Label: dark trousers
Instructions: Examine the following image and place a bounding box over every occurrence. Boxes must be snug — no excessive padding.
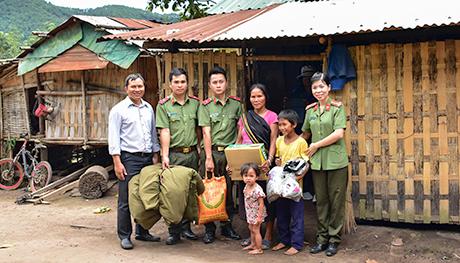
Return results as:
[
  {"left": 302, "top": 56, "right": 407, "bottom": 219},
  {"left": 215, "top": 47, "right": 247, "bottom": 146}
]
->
[
  {"left": 312, "top": 167, "right": 348, "bottom": 244},
  {"left": 169, "top": 150, "right": 199, "bottom": 172},
  {"left": 199, "top": 150, "right": 235, "bottom": 233},
  {"left": 276, "top": 197, "right": 304, "bottom": 250},
  {"left": 118, "top": 152, "right": 153, "bottom": 240}
]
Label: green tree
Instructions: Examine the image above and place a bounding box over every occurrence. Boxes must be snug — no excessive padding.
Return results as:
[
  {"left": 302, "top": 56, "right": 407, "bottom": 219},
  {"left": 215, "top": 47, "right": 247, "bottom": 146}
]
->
[
  {"left": 0, "top": 30, "right": 21, "bottom": 59},
  {"left": 147, "top": 0, "right": 215, "bottom": 20}
]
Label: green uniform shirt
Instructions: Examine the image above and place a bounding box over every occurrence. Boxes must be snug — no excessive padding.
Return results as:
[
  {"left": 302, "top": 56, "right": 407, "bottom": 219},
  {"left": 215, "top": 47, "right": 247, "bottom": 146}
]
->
[
  {"left": 302, "top": 97, "right": 348, "bottom": 170},
  {"left": 156, "top": 95, "right": 200, "bottom": 148},
  {"left": 198, "top": 96, "right": 242, "bottom": 146}
]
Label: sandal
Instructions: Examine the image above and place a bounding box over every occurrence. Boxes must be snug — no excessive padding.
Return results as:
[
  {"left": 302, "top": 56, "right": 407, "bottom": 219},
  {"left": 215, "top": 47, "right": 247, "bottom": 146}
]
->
[
  {"left": 262, "top": 239, "right": 271, "bottom": 250},
  {"left": 272, "top": 243, "right": 287, "bottom": 251},
  {"left": 240, "top": 238, "right": 251, "bottom": 247},
  {"left": 248, "top": 249, "right": 263, "bottom": 255},
  {"left": 284, "top": 247, "right": 299, "bottom": 256}
]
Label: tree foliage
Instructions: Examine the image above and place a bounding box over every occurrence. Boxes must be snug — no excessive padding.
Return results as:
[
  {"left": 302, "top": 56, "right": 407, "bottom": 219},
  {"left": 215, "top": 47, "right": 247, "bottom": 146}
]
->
[
  {"left": 147, "top": 0, "right": 215, "bottom": 20},
  {"left": 0, "top": 0, "right": 180, "bottom": 59},
  {"left": 0, "top": 31, "right": 21, "bottom": 59}
]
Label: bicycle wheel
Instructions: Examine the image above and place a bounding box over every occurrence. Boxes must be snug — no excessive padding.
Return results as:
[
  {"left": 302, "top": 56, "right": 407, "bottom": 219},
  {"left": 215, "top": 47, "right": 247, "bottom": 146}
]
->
[
  {"left": 30, "top": 161, "right": 52, "bottom": 192},
  {"left": 0, "top": 158, "right": 24, "bottom": 190}
]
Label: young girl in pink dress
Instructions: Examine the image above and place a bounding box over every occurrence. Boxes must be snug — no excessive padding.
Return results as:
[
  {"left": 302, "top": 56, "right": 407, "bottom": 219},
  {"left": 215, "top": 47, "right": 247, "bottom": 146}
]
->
[{"left": 241, "top": 163, "right": 267, "bottom": 255}]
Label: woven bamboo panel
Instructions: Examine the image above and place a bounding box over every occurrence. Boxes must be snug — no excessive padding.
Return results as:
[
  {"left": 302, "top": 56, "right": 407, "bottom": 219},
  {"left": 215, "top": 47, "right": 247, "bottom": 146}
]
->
[
  {"left": 336, "top": 40, "right": 460, "bottom": 224},
  {"left": 1, "top": 89, "right": 29, "bottom": 137},
  {"left": 158, "top": 51, "right": 244, "bottom": 100}
]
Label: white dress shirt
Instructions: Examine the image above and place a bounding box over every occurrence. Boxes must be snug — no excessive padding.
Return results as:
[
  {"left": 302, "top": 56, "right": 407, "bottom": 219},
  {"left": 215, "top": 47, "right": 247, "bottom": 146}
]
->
[{"left": 108, "top": 97, "right": 160, "bottom": 155}]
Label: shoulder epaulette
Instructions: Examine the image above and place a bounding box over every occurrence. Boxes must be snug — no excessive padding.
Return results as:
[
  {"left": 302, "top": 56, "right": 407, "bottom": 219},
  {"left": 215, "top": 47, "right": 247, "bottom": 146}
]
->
[
  {"left": 305, "top": 102, "right": 318, "bottom": 110},
  {"left": 229, "top": 95, "right": 241, "bottom": 102},
  {"left": 159, "top": 96, "right": 171, "bottom": 105},
  {"left": 202, "top": 98, "right": 212, "bottom": 105},
  {"left": 331, "top": 100, "right": 343, "bottom": 107},
  {"left": 189, "top": 95, "right": 200, "bottom": 101}
]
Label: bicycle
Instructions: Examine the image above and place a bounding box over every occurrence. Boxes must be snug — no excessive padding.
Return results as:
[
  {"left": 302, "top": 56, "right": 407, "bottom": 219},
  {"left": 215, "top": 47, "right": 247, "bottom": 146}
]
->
[{"left": 0, "top": 134, "right": 52, "bottom": 191}]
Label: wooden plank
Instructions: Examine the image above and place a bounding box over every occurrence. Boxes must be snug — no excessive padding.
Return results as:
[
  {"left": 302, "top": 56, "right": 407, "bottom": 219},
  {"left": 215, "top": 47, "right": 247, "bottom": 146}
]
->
[
  {"left": 402, "top": 43, "right": 415, "bottom": 222},
  {"left": 35, "top": 180, "right": 80, "bottom": 203},
  {"left": 387, "top": 44, "right": 396, "bottom": 113},
  {"left": 198, "top": 53, "right": 204, "bottom": 99},
  {"left": 155, "top": 56, "right": 163, "bottom": 98},
  {"left": 436, "top": 41, "right": 447, "bottom": 111},
  {"left": 403, "top": 44, "right": 414, "bottom": 112},
  {"left": 164, "top": 53, "right": 172, "bottom": 97},
  {"left": 20, "top": 75, "right": 31, "bottom": 135},
  {"left": 186, "top": 53, "right": 194, "bottom": 97},
  {"left": 230, "top": 52, "right": 237, "bottom": 97},
  {"left": 357, "top": 46, "right": 365, "bottom": 116}
]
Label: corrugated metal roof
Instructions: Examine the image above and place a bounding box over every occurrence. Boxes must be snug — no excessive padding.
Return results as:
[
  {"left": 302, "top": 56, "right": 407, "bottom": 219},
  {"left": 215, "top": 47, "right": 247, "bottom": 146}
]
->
[
  {"left": 102, "top": 5, "right": 277, "bottom": 43},
  {"left": 215, "top": 0, "right": 460, "bottom": 41},
  {"left": 73, "top": 15, "right": 126, "bottom": 28},
  {"left": 110, "top": 17, "right": 160, "bottom": 29},
  {"left": 207, "top": 0, "right": 288, "bottom": 14},
  {"left": 18, "top": 15, "right": 161, "bottom": 59}
]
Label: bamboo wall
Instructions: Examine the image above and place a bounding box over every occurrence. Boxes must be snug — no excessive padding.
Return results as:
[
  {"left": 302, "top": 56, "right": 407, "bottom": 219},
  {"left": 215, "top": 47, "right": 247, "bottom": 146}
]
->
[
  {"left": 40, "top": 56, "right": 158, "bottom": 144},
  {"left": 333, "top": 40, "right": 460, "bottom": 224},
  {"left": 157, "top": 51, "right": 244, "bottom": 100},
  {"left": 0, "top": 67, "right": 36, "bottom": 138}
]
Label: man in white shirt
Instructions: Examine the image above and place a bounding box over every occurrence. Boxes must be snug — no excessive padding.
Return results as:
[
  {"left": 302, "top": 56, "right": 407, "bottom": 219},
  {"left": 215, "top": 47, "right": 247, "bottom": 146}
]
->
[{"left": 108, "top": 73, "right": 161, "bottom": 250}]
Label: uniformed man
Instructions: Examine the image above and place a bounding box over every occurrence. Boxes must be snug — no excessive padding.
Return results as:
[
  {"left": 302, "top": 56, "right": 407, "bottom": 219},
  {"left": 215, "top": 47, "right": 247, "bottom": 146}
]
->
[
  {"left": 198, "top": 66, "right": 242, "bottom": 244},
  {"left": 156, "top": 67, "right": 201, "bottom": 245},
  {"left": 301, "top": 72, "right": 348, "bottom": 257},
  {"left": 108, "top": 73, "right": 161, "bottom": 250}
]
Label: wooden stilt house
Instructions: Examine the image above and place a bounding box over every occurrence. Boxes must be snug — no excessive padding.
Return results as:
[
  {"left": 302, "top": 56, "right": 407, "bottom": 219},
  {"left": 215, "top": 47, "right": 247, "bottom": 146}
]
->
[{"left": 0, "top": 15, "right": 161, "bottom": 167}]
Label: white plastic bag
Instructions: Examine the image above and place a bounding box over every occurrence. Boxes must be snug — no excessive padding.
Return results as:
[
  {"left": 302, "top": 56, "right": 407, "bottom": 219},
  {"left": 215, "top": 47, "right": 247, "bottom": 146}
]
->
[
  {"left": 280, "top": 173, "right": 302, "bottom": 202},
  {"left": 267, "top": 166, "right": 284, "bottom": 203}
]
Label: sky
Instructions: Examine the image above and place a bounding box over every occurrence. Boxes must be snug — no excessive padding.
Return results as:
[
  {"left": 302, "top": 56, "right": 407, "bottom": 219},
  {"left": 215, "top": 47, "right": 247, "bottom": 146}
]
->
[{"left": 46, "top": 0, "right": 151, "bottom": 10}]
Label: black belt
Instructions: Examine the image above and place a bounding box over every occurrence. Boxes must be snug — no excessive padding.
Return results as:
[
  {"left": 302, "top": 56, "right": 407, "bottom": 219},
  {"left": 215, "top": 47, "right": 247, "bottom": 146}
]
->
[
  {"left": 170, "top": 146, "right": 197, "bottom": 154},
  {"left": 211, "top": 145, "right": 227, "bottom": 152},
  {"left": 122, "top": 151, "right": 152, "bottom": 157}
]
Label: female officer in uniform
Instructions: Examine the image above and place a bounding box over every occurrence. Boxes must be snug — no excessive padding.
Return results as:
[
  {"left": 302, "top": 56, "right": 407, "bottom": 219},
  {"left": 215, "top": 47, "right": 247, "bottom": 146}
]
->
[{"left": 301, "top": 72, "right": 348, "bottom": 257}]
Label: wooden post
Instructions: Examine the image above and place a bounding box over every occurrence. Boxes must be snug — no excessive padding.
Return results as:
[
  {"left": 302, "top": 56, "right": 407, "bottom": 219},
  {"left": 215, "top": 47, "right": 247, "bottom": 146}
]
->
[
  {"left": 36, "top": 70, "right": 45, "bottom": 135},
  {"left": 155, "top": 56, "right": 163, "bottom": 99},
  {"left": 21, "top": 75, "right": 31, "bottom": 135},
  {"left": 81, "top": 71, "right": 88, "bottom": 146}
]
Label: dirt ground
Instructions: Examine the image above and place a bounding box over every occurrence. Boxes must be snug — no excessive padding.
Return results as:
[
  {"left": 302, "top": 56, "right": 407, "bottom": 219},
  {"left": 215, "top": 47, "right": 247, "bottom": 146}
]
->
[{"left": 1, "top": 186, "right": 460, "bottom": 263}]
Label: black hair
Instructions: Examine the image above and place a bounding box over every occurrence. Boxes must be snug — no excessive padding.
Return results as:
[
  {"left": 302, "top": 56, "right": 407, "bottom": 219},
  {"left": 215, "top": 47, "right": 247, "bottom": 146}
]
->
[
  {"left": 249, "top": 83, "right": 269, "bottom": 101},
  {"left": 240, "top": 162, "right": 261, "bottom": 178},
  {"left": 124, "top": 73, "right": 145, "bottom": 87},
  {"left": 278, "top": 109, "right": 299, "bottom": 125},
  {"left": 169, "top": 67, "right": 188, "bottom": 82},
  {"left": 310, "top": 72, "right": 330, "bottom": 86},
  {"left": 208, "top": 66, "right": 227, "bottom": 80}
]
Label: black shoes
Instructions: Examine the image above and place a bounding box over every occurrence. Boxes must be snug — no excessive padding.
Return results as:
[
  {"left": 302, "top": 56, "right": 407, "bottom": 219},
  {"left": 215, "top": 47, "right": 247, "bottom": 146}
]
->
[
  {"left": 120, "top": 238, "right": 133, "bottom": 250},
  {"left": 203, "top": 232, "right": 216, "bottom": 244},
  {"left": 135, "top": 233, "right": 161, "bottom": 242},
  {"left": 221, "top": 226, "right": 241, "bottom": 240},
  {"left": 325, "top": 243, "right": 338, "bottom": 257},
  {"left": 166, "top": 233, "right": 181, "bottom": 245},
  {"left": 309, "top": 243, "right": 328, "bottom": 254},
  {"left": 181, "top": 223, "right": 198, "bottom": 240}
]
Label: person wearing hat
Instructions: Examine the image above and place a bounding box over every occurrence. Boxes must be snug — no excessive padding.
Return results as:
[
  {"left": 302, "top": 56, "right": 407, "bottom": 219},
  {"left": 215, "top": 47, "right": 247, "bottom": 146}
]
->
[
  {"left": 285, "top": 65, "right": 317, "bottom": 201},
  {"left": 284, "top": 65, "right": 317, "bottom": 134}
]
